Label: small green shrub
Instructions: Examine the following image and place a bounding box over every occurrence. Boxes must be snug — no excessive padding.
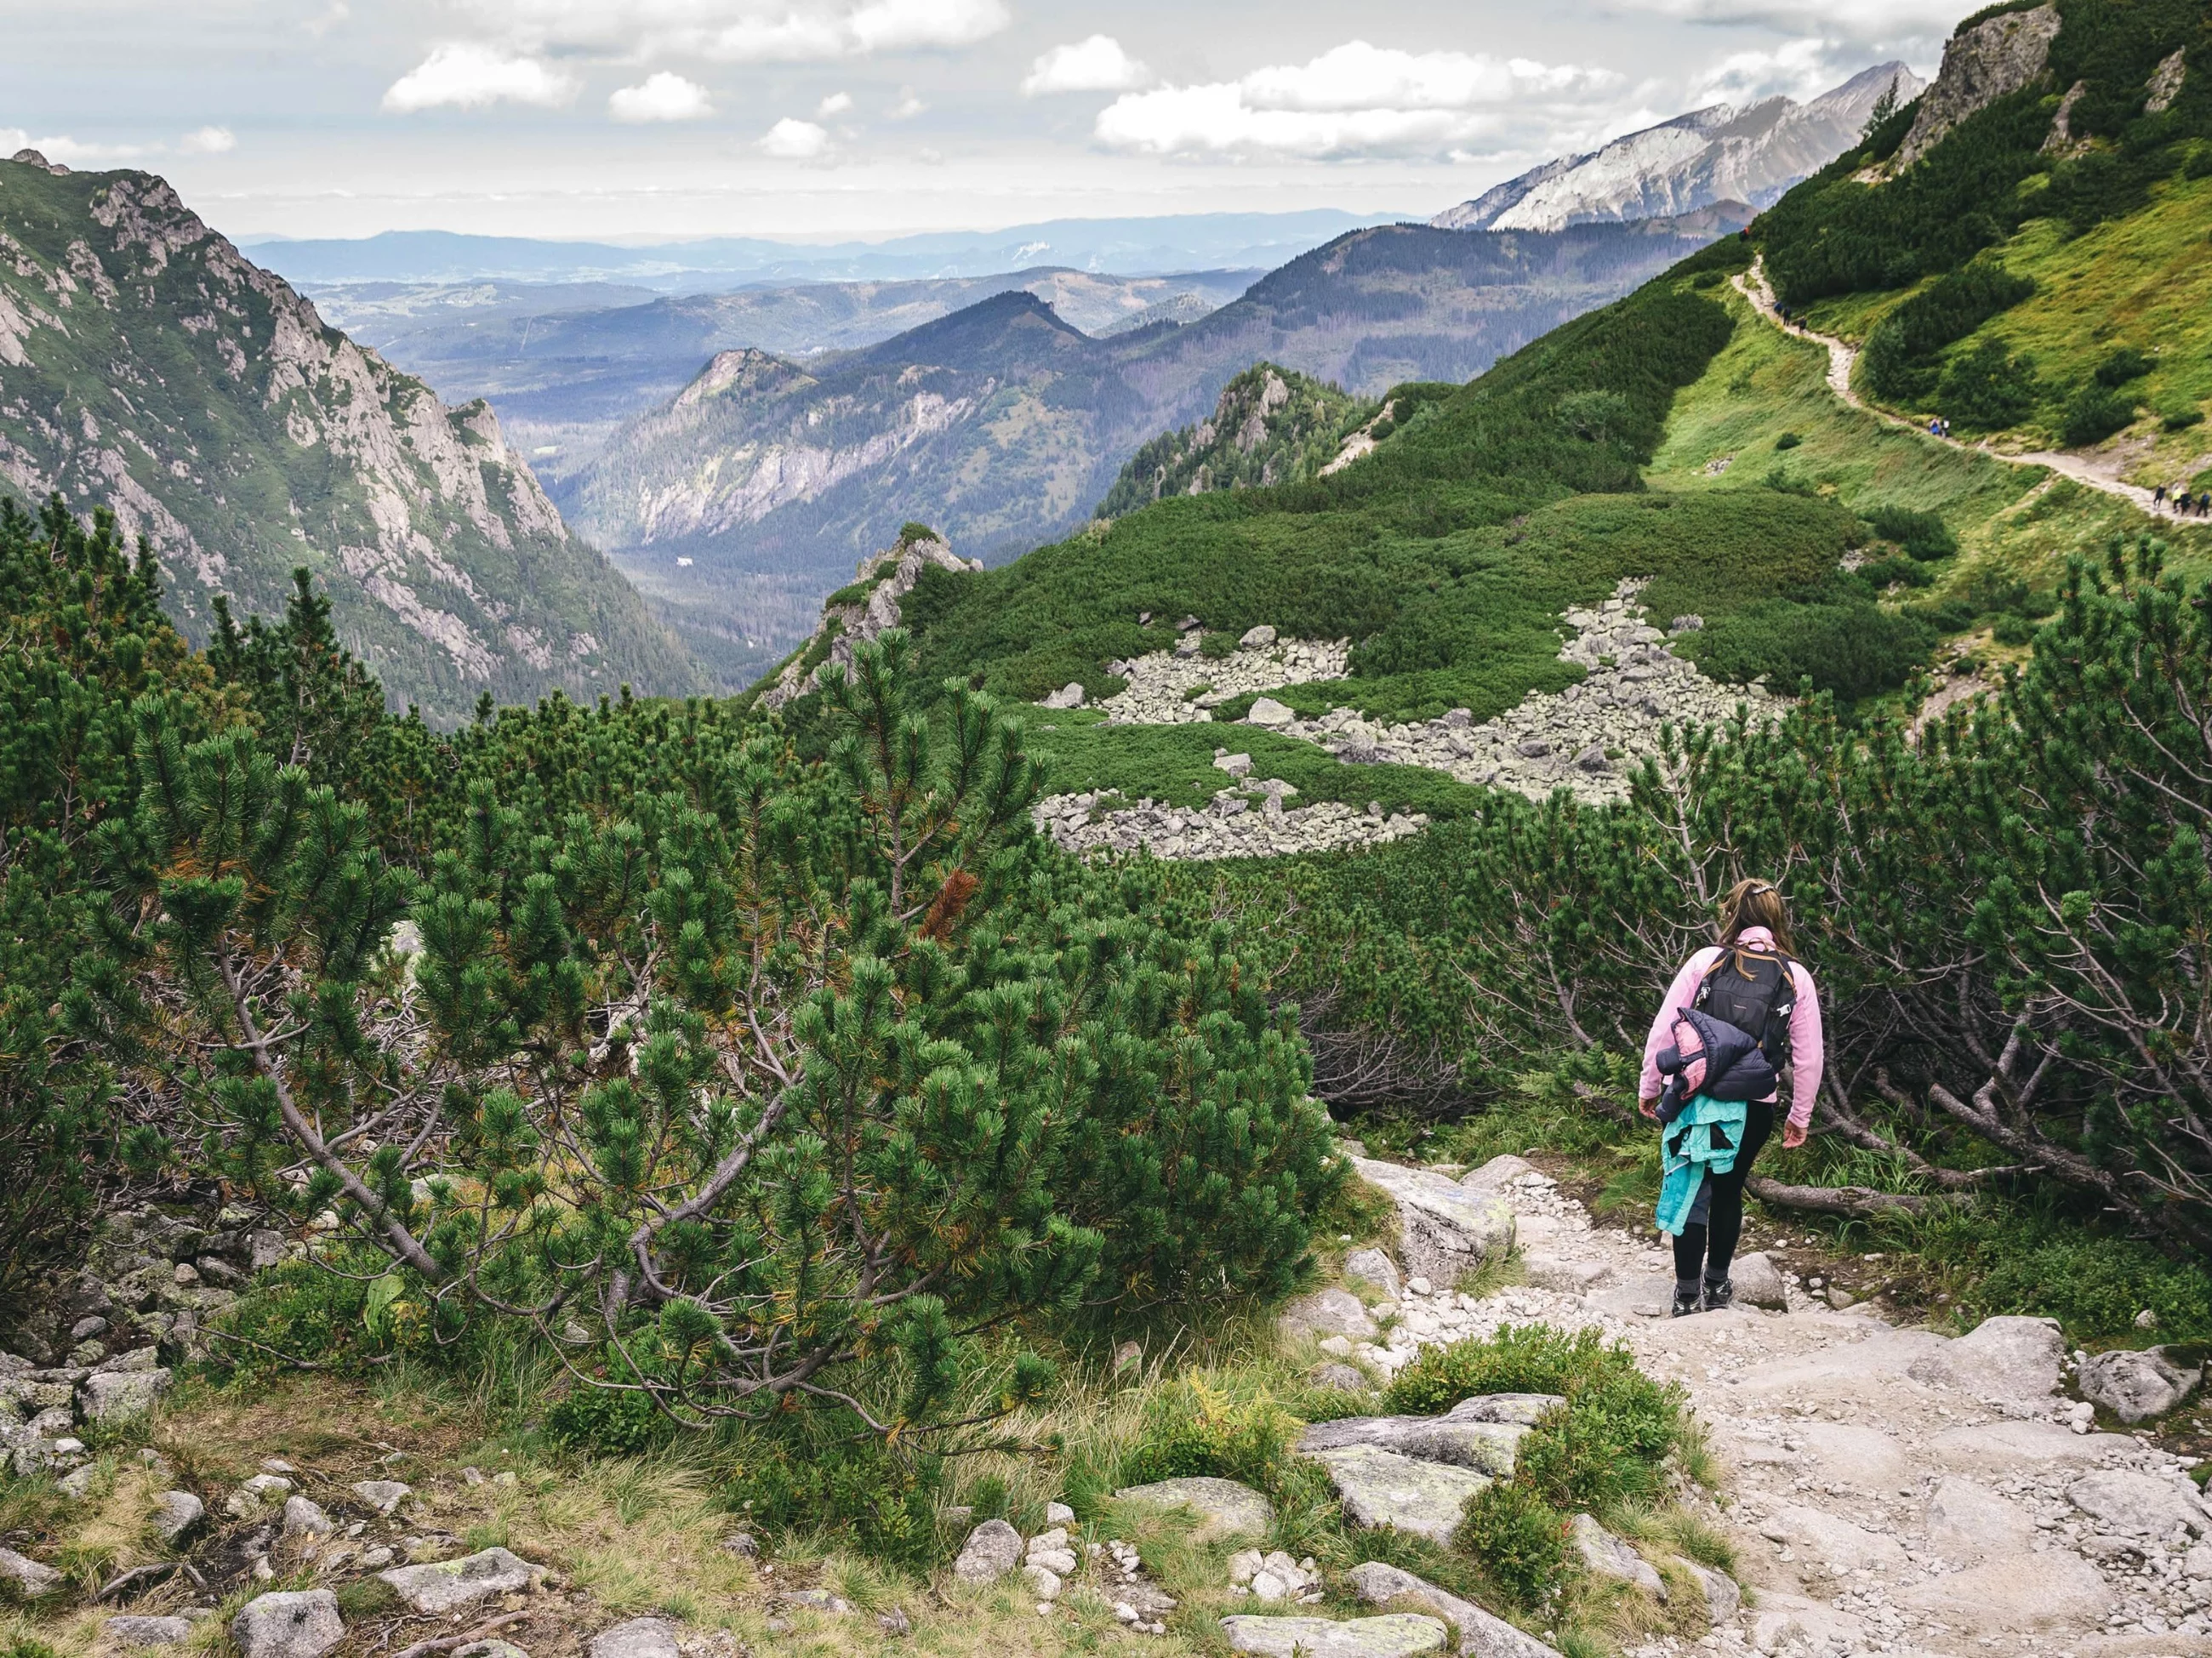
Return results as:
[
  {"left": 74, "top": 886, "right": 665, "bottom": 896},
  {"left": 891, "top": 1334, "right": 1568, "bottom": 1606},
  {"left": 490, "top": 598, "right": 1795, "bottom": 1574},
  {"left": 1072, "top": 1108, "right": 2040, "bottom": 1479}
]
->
[
  {"left": 2163, "top": 407, "right": 2206, "bottom": 433},
  {"left": 1992, "top": 612, "right": 2037, "bottom": 646},
  {"left": 1122, "top": 1376, "right": 1304, "bottom": 1495},
  {"left": 729, "top": 1431, "right": 943, "bottom": 1566},
  {"left": 545, "top": 1352, "right": 675, "bottom": 1456},
  {"left": 1774, "top": 431, "right": 1804, "bottom": 450},
  {"left": 2061, "top": 385, "right": 2136, "bottom": 448},
  {"left": 1938, "top": 339, "right": 2040, "bottom": 430},
  {"left": 1864, "top": 504, "right": 1958, "bottom": 561},
  {"left": 1456, "top": 1479, "right": 1569, "bottom": 1609},
  {"left": 2095, "top": 347, "right": 2152, "bottom": 388},
  {"left": 334, "top": 1579, "right": 401, "bottom": 1619},
  {"left": 1689, "top": 598, "right": 1937, "bottom": 702}
]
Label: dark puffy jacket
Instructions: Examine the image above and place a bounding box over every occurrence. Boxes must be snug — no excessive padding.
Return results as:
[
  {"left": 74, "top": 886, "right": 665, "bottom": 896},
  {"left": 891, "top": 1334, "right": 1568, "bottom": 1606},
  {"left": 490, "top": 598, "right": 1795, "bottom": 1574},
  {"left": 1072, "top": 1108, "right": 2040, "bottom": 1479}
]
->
[{"left": 1652, "top": 1006, "right": 1779, "bottom": 1121}]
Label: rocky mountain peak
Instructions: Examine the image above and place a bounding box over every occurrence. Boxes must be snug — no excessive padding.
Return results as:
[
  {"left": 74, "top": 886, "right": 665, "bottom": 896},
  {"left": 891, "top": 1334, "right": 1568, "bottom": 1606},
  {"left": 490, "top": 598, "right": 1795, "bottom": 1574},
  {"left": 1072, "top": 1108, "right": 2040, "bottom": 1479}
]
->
[{"left": 1895, "top": 3, "right": 2061, "bottom": 168}]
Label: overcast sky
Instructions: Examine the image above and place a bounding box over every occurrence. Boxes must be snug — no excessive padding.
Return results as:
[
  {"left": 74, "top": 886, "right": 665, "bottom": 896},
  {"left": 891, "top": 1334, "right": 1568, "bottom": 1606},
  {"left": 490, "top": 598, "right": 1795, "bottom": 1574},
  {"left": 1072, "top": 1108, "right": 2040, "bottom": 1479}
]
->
[{"left": 3, "top": 0, "right": 1977, "bottom": 243}]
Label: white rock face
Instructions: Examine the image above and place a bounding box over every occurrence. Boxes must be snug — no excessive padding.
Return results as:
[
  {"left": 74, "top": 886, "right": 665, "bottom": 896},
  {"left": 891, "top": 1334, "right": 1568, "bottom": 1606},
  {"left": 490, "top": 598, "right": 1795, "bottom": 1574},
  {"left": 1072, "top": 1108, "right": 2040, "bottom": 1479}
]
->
[
  {"left": 1348, "top": 1156, "right": 1515, "bottom": 1286},
  {"left": 1112, "top": 1477, "right": 1274, "bottom": 1541},
  {"left": 1098, "top": 635, "right": 1350, "bottom": 725},
  {"left": 377, "top": 1547, "right": 545, "bottom": 1614}
]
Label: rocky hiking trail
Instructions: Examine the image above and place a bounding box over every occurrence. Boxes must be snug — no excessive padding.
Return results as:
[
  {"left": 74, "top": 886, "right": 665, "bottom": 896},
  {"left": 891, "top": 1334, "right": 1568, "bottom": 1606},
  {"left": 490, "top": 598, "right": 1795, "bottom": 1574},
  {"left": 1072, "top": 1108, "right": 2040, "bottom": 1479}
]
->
[
  {"left": 1733, "top": 259, "right": 2206, "bottom": 525},
  {"left": 1246, "top": 1151, "right": 2212, "bottom": 1658}
]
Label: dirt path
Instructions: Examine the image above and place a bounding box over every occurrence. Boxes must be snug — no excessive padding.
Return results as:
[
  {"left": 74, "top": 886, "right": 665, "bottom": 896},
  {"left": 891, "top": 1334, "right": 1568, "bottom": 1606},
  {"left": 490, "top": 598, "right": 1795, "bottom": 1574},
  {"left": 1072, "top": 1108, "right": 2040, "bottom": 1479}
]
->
[
  {"left": 1341, "top": 1156, "right": 2212, "bottom": 1655},
  {"left": 1733, "top": 259, "right": 2201, "bottom": 526}
]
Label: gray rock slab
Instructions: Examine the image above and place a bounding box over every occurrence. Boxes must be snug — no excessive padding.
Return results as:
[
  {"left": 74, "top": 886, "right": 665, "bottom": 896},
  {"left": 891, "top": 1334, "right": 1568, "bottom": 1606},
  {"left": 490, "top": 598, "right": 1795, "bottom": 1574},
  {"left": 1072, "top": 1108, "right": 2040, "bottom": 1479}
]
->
[
  {"left": 350, "top": 1479, "right": 411, "bottom": 1516},
  {"left": 1348, "top": 1157, "right": 1514, "bottom": 1287},
  {"left": 1457, "top": 1154, "right": 1536, "bottom": 1190},
  {"left": 1442, "top": 1393, "right": 1562, "bottom": 1427},
  {"left": 378, "top": 1546, "right": 545, "bottom": 1614},
  {"left": 1220, "top": 1613, "right": 1450, "bottom": 1657},
  {"left": 1345, "top": 1562, "right": 1564, "bottom": 1658},
  {"left": 282, "top": 1496, "right": 334, "bottom": 1538},
  {"left": 952, "top": 1518, "right": 1023, "bottom": 1582},
  {"left": 151, "top": 1489, "right": 203, "bottom": 1543},
  {"left": 1571, "top": 1513, "right": 1662, "bottom": 1597},
  {"left": 231, "top": 1591, "right": 344, "bottom": 1658},
  {"left": 1309, "top": 1363, "right": 1371, "bottom": 1393},
  {"left": 105, "top": 1615, "right": 197, "bottom": 1647},
  {"left": 225, "top": 1473, "right": 293, "bottom": 1518},
  {"left": 79, "top": 1367, "right": 171, "bottom": 1422},
  {"left": 586, "top": 1619, "right": 680, "bottom": 1658},
  {"left": 2066, "top": 1469, "right": 2209, "bottom": 1538},
  {"left": 1518, "top": 1253, "right": 1610, "bottom": 1295},
  {"left": 1906, "top": 1314, "right": 2063, "bottom": 1401},
  {"left": 1898, "top": 1548, "right": 2112, "bottom": 1629},
  {"left": 1112, "top": 1476, "right": 1274, "bottom": 1541},
  {"left": 1343, "top": 1249, "right": 1402, "bottom": 1300},
  {"left": 0, "top": 1545, "right": 64, "bottom": 1598},
  {"left": 1280, "top": 1287, "right": 1380, "bottom": 1342},
  {"left": 1757, "top": 1503, "right": 1907, "bottom": 1571},
  {"left": 1727, "top": 1251, "right": 1787, "bottom": 1311},
  {"left": 1304, "top": 1444, "right": 1491, "bottom": 1543},
  {"left": 2078, "top": 1346, "right": 2199, "bottom": 1423},
  {"left": 1297, "top": 1414, "right": 1527, "bottom": 1475},
  {"left": 1925, "top": 1418, "right": 2135, "bottom": 1473},
  {"left": 1924, "top": 1476, "right": 2036, "bottom": 1561}
]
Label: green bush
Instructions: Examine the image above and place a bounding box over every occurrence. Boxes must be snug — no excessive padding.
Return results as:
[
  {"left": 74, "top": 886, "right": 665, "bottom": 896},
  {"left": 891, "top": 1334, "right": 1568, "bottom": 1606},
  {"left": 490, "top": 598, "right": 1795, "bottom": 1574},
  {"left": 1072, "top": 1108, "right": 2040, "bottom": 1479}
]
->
[
  {"left": 1456, "top": 1479, "right": 1570, "bottom": 1610},
  {"left": 1865, "top": 504, "right": 1958, "bottom": 561},
  {"left": 729, "top": 1429, "right": 943, "bottom": 1565},
  {"left": 1775, "top": 431, "right": 1803, "bottom": 450},
  {"left": 2061, "top": 385, "right": 2137, "bottom": 448},
  {"left": 1861, "top": 263, "right": 2037, "bottom": 406},
  {"left": 2095, "top": 347, "right": 2152, "bottom": 388},
  {"left": 1992, "top": 612, "right": 2037, "bottom": 646},
  {"left": 545, "top": 1352, "right": 674, "bottom": 1456},
  {"left": 1938, "top": 339, "right": 2040, "bottom": 430},
  {"left": 1121, "top": 1376, "right": 1303, "bottom": 1496},
  {"left": 2162, "top": 407, "right": 2206, "bottom": 433},
  {"left": 1688, "top": 597, "right": 1938, "bottom": 702}
]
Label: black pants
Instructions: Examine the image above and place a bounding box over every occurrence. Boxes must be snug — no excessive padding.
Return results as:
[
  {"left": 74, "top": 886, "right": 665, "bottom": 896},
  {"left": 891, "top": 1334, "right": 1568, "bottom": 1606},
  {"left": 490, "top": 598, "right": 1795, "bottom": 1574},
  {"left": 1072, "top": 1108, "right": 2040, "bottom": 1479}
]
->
[{"left": 1673, "top": 1100, "right": 1775, "bottom": 1285}]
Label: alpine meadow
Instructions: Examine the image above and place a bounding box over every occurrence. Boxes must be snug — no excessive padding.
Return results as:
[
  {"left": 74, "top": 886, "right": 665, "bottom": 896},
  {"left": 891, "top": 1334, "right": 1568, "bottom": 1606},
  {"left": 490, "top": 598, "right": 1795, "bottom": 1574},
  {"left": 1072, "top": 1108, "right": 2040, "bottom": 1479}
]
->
[{"left": 4, "top": 4, "right": 2212, "bottom": 1658}]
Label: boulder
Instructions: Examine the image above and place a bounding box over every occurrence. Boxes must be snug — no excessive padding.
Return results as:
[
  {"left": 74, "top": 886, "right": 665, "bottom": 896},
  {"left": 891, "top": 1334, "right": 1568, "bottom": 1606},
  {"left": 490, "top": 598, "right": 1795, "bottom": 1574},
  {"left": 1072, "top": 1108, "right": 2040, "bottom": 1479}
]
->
[
  {"left": 952, "top": 1518, "right": 1023, "bottom": 1582},
  {"left": 1308, "top": 1363, "right": 1370, "bottom": 1393},
  {"left": 1348, "top": 1157, "right": 1514, "bottom": 1287},
  {"left": 350, "top": 1479, "right": 411, "bottom": 1516},
  {"left": 1899, "top": 1548, "right": 2112, "bottom": 1629},
  {"left": 2077, "top": 1346, "right": 2199, "bottom": 1423},
  {"left": 1303, "top": 1444, "right": 1492, "bottom": 1543},
  {"left": 1458, "top": 1155, "right": 1535, "bottom": 1190},
  {"left": 1219, "top": 1614, "right": 1449, "bottom": 1657},
  {"left": 1246, "top": 698, "right": 1295, "bottom": 728},
  {"left": 1756, "top": 1504, "right": 1907, "bottom": 1571},
  {"left": 80, "top": 1367, "right": 170, "bottom": 1422},
  {"left": 1112, "top": 1476, "right": 1274, "bottom": 1541},
  {"left": 1040, "top": 682, "right": 1085, "bottom": 710},
  {"left": 151, "top": 1489, "right": 203, "bottom": 1543},
  {"left": 1443, "top": 1393, "right": 1561, "bottom": 1427},
  {"left": 1907, "top": 1315, "right": 2062, "bottom": 1401},
  {"left": 1518, "top": 1253, "right": 1609, "bottom": 1295},
  {"left": 2065, "top": 1469, "right": 2209, "bottom": 1538},
  {"left": 1279, "top": 1288, "right": 1379, "bottom": 1342},
  {"left": 1570, "top": 1513, "right": 1662, "bottom": 1597},
  {"left": 586, "top": 1620, "right": 680, "bottom": 1658},
  {"left": 105, "top": 1616, "right": 196, "bottom": 1647},
  {"left": 0, "top": 1546, "right": 63, "bottom": 1599},
  {"left": 231, "top": 1591, "right": 344, "bottom": 1658},
  {"left": 225, "top": 1473, "right": 294, "bottom": 1518},
  {"left": 1240, "top": 625, "right": 1279, "bottom": 648},
  {"left": 1214, "top": 752, "right": 1254, "bottom": 779},
  {"left": 1726, "top": 1251, "right": 1787, "bottom": 1311},
  {"left": 1669, "top": 1558, "right": 1739, "bottom": 1624},
  {"left": 1045, "top": 1501, "right": 1075, "bottom": 1525},
  {"left": 282, "top": 1496, "right": 334, "bottom": 1539},
  {"left": 1297, "top": 1412, "right": 1528, "bottom": 1474},
  {"left": 1345, "top": 1562, "right": 1564, "bottom": 1657},
  {"left": 1342, "top": 1248, "right": 1401, "bottom": 1300},
  {"left": 378, "top": 1547, "right": 546, "bottom": 1614}
]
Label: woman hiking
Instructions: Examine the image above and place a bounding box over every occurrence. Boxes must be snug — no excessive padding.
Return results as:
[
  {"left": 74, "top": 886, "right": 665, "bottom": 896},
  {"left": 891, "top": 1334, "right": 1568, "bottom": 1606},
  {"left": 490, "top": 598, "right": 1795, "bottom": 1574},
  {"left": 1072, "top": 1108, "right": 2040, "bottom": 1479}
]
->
[{"left": 1638, "top": 879, "right": 1823, "bottom": 1316}]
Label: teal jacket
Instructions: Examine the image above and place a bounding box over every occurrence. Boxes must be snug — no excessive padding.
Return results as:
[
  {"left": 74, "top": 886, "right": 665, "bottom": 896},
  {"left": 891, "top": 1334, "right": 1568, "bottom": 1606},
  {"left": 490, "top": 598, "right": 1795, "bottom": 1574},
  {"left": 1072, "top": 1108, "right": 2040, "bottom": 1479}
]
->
[{"left": 1656, "top": 1094, "right": 1749, "bottom": 1235}]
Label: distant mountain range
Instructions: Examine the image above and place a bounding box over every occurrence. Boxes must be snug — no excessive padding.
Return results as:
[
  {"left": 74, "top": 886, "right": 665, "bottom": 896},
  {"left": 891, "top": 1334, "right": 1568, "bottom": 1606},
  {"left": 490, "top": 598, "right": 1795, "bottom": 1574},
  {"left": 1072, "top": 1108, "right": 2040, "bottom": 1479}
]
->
[
  {"left": 568, "top": 208, "right": 1751, "bottom": 687},
  {"left": 0, "top": 153, "right": 689, "bottom": 724},
  {"left": 313, "top": 269, "right": 1263, "bottom": 488},
  {"left": 1434, "top": 63, "right": 1924, "bottom": 232},
  {"left": 242, "top": 210, "right": 1403, "bottom": 290}
]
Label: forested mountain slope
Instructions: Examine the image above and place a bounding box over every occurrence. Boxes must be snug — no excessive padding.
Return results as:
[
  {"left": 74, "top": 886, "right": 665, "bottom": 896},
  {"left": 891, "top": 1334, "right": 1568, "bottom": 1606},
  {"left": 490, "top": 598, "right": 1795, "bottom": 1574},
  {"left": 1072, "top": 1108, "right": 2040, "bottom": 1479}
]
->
[
  {"left": 1093, "top": 363, "right": 1377, "bottom": 517},
  {"left": 0, "top": 153, "right": 690, "bottom": 724},
  {"left": 576, "top": 208, "right": 1745, "bottom": 685}
]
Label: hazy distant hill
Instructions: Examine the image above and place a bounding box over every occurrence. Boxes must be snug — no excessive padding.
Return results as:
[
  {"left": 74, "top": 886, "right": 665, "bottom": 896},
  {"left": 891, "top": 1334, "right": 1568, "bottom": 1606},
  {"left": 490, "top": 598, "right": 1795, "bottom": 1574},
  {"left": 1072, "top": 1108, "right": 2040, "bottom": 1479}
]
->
[
  {"left": 571, "top": 208, "right": 1748, "bottom": 686},
  {"left": 1435, "top": 63, "right": 1923, "bottom": 232}
]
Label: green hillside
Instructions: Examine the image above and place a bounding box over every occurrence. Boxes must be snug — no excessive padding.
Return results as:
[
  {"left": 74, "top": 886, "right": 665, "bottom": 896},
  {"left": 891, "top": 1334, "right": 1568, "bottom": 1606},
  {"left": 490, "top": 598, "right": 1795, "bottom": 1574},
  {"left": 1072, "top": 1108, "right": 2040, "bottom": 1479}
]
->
[
  {"left": 1094, "top": 362, "right": 1376, "bottom": 518},
  {"left": 0, "top": 156, "right": 691, "bottom": 725}
]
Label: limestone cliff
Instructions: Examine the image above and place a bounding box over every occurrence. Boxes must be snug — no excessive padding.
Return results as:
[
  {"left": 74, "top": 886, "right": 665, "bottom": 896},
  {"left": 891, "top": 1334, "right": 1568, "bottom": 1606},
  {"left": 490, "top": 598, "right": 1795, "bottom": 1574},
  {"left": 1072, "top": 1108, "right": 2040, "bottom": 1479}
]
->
[{"left": 1895, "top": 5, "right": 2061, "bottom": 168}]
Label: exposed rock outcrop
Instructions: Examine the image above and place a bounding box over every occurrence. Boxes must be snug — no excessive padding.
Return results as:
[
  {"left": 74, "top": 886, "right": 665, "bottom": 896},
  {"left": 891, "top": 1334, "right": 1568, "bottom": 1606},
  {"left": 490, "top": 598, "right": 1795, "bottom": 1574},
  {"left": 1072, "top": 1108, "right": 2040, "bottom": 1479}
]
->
[
  {"left": 1896, "top": 5, "right": 2061, "bottom": 168},
  {"left": 1031, "top": 783, "right": 1426, "bottom": 862},
  {"left": 757, "top": 531, "right": 981, "bottom": 710}
]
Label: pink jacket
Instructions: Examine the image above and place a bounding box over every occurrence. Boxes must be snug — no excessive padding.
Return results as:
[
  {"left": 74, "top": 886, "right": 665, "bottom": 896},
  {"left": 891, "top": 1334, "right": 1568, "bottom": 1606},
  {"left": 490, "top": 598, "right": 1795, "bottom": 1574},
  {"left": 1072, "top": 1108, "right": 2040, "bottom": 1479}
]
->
[{"left": 1638, "top": 926, "right": 1823, "bottom": 1130}]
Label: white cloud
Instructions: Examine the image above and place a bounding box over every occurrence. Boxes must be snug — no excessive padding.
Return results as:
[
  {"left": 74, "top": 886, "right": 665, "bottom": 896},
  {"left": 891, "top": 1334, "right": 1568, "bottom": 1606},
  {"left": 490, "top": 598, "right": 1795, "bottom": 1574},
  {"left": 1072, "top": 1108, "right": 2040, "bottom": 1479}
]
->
[
  {"left": 609, "top": 71, "right": 713, "bottom": 120},
  {"left": 1022, "top": 35, "right": 1150, "bottom": 96},
  {"left": 384, "top": 43, "right": 581, "bottom": 111},
  {"left": 1614, "top": 0, "right": 1969, "bottom": 48},
  {"left": 758, "top": 116, "right": 830, "bottom": 157},
  {"left": 440, "top": 0, "right": 1010, "bottom": 63},
  {"left": 0, "top": 127, "right": 147, "bottom": 165},
  {"left": 817, "top": 89, "right": 854, "bottom": 115},
  {"left": 1095, "top": 42, "right": 1622, "bottom": 159},
  {"left": 889, "top": 85, "right": 926, "bottom": 117},
  {"left": 179, "top": 125, "right": 237, "bottom": 154},
  {"left": 1689, "top": 37, "right": 1839, "bottom": 104}
]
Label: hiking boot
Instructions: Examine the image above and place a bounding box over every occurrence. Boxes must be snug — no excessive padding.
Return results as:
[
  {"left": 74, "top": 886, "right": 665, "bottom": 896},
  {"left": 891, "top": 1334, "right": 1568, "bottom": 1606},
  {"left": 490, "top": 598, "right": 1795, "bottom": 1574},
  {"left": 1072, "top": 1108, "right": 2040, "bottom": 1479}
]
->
[
  {"left": 1671, "top": 1287, "right": 1703, "bottom": 1318},
  {"left": 1703, "top": 1277, "right": 1734, "bottom": 1312}
]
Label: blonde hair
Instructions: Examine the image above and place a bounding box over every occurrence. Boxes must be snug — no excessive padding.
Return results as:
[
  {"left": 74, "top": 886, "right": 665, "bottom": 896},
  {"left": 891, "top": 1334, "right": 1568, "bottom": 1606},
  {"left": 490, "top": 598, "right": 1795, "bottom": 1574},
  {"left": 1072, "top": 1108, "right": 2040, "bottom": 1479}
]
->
[{"left": 1719, "top": 877, "right": 1793, "bottom": 953}]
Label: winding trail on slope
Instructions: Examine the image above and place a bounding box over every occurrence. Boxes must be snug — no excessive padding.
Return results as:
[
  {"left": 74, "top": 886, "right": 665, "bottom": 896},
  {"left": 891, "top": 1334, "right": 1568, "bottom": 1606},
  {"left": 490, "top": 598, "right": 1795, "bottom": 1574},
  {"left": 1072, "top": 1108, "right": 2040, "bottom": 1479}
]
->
[{"left": 1735, "top": 258, "right": 2201, "bottom": 524}]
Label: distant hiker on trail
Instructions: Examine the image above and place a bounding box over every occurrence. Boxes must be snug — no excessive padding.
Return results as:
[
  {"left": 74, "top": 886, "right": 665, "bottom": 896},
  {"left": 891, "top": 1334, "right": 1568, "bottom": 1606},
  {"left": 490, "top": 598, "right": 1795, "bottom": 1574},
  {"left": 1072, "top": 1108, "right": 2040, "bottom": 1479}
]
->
[
  {"left": 2155, "top": 484, "right": 2168, "bottom": 505},
  {"left": 1639, "top": 879, "right": 1823, "bottom": 1318}
]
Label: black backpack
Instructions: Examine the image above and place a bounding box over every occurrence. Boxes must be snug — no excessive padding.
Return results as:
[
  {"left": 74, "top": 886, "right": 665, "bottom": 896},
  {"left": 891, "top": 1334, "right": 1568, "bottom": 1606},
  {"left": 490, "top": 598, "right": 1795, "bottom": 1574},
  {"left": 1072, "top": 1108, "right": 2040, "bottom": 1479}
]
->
[{"left": 1691, "top": 943, "right": 1799, "bottom": 1072}]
